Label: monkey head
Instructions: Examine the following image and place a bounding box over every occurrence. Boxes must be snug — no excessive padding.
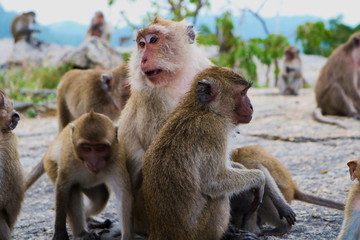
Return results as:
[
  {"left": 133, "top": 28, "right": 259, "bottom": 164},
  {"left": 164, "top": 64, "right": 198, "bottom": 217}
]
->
[
  {"left": 284, "top": 46, "right": 299, "bottom": 61},
  {"left": 130, "top": 16, "right": 196, "bottom": 89},
  {"left": 193, "top": 66, "right": 254, "bottom": 125},
  {"left": 70, "top": 111, "right": 118, "bottom": 174},
  {"left": 348, "top": 159, "right": 360, "bottom": 182},
  {"left": 0, "top": 91, "right": 20, "bottom": 132}
]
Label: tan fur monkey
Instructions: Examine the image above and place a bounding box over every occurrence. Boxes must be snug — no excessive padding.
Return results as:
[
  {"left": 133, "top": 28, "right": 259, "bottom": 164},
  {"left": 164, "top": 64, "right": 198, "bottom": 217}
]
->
[
  {"left": 0, "top": 91, "right": 24, "bottom": 240},
  {"left": 314, "top": 32, "right": 360, "bottom": 127},
  {"left": 142, "top": 66, "right": 266, "bottom": 240},
  {"left": 278, "top": 45, "right": 304, "bottom": 95},
  {"left": 11, "top": 11, "right": 41, "bottom": 47},
  {"left": 337, "top": 159, "right": 360, "bottom": 240},
  {"left": 39, "top": 111, "right": 133, "bottom": 240},
  {"left": 231, "top": 145, "right": 344, "bottom": 236},
  {"left": 57, "top": 63, "right": 130, "bottom": 131}
]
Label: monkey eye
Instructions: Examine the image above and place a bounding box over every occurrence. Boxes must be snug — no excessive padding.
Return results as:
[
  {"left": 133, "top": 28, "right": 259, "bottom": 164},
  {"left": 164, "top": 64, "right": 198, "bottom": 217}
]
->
[
  {"left": 146, "top": 34, "right": 159, "bottom": 44},
  {"left": 240, "top": 89, "right": 248, "bottom": 96},
  {"left": 80, "top": 144, "right": 92, "bottom": 152},
  {"left": 138, "top": 38, "right": 145, "bottom": 48}
]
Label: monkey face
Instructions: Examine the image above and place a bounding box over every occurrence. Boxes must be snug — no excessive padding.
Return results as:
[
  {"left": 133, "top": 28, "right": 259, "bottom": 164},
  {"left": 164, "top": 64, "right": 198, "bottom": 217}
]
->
[
  {"left": 76, "top": 141, "right": 112, "bottom": 174},
  {"left": 0, "top": 91, "right": 20, "bottom": 132},
  {"left": 233, "top": 85, "right": 253, "bottom": 124}
]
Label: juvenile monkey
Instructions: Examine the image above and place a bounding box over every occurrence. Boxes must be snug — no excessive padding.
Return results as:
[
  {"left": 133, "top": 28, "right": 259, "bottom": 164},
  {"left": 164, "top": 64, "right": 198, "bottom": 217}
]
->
[
  {"left": 142, "top": 66, "right": 266, "bottom": 240},
  {"left": 57, "top": 63, "right": 130, "bottom": 131},
  {"left": 337, "top": 159, "right": 360, "bottom": 240},
  {"left": 40, "top": 111, "right": 133, "bottom": 240},
  {"left": 278, "top": 45, "right": 304, "bottom": 95},
  {"left": 231, "top": 145, "right": 344, "bottom": 236},
  {"left": 0, "top": 91, "right": 23, "bottom": 240},
  {"left": 314, "top": 32, "right": 360, "bottom": 127},
  {"left": 85, "top": 11, "right": 111, "bottom": 42},
  {"left": 11, "top": 11, "right": 41, "bottom": 46}
]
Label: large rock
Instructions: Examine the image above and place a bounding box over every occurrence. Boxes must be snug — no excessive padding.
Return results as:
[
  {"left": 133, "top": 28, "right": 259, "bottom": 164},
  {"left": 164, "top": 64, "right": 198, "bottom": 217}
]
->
[{"left": 2, "top": 37, "right": 123, "bottom": 70}]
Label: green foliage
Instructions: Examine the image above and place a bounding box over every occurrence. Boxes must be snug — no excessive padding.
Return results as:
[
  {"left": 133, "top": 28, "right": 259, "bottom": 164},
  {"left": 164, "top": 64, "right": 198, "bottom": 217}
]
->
[
  {"left": 296, "top": 16, "right": 360, "bottom": 57},
  {"left": 0, "top": 63, "right": 73, "bottom": 102},
  {"left": 121, "top": 52, "right": 132, "bottom": 63},
  {"left": 26, "top": 108, "right": 37, "bottom": 118},
  {"left": 197, "top": 25, "right": 219, "bottom": 46}
]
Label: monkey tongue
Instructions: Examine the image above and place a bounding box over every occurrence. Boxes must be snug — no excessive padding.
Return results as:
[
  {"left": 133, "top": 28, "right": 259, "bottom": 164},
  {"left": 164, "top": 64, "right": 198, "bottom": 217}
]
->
[{"left": 145, "top": 69, "right": 162, "bottom": 76}]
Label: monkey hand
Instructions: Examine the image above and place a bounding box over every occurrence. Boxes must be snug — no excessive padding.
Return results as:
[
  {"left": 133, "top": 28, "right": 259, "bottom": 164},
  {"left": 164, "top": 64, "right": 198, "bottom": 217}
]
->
[
  {"left": 231, "top": 162, "right": 246, "bottom": 169},
  {"left": 249, "top": 185, "right": 264, "bottom": 212},
  {"left": 222, "top": 225, "right": 259, "bottom": 240},
  {"left": 277, "top": 203, "right": 297, "bottom": 226}
]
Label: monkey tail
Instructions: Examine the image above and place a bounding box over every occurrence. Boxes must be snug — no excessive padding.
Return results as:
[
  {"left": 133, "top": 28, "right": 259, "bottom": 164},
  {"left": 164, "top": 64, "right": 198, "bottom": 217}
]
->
[
  {"left": 313, "top": 108, "right": 346, "bottom": 129},
  {"left": 25, "top": 160, "right": 45, "bottom": 191},
  {"left": 294, "top": 189, "right": 345, "bottom": 210}
]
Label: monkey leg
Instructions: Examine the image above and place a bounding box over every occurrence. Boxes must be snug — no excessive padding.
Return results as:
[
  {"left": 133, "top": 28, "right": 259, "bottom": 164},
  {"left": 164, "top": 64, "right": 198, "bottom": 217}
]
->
[
  {"left": 222, "top": 225, "right": 259, "bottom": 240},
  {"left": 57, "top": 98, "right": 73, "bottom": 131},
  {"left": 257, "top": 195, "right": 292, "bottom": 236},
  {"left": 83, "top": 184, "right": 110, "bottom": 217},
  {"left": 68, "top": 186, "right": 99, "bottom": 239},
  {"left": 321, "top": 82, "right": 358, "bottom": 117},
  {"left": 0, "top": 215, "right": 11, "bottom": 240}
]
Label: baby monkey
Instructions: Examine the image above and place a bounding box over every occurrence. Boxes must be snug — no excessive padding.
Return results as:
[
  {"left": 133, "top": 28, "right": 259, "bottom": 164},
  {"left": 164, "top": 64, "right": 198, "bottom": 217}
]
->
[
  {"left": 142, "top": 66, "right": 266, "bottom": 240},
  {"left": 0, "top": 91, "right": 23, "bottom": 240}
]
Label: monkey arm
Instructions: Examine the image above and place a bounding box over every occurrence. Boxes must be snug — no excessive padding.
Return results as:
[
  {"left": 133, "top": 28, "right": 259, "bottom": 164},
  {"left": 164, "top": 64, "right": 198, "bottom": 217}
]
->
[
  {"left": 259, "top": 165, "right": 296, "bottom": 225},
  {"left": 53, "top": 180, "right": 71, "bottom": 240},
  {"left": 107, "top": 164, "right": 134, "bottom": 240},
  {"left": 202, "top": 168, "right": 265, "bottom": 199},
  {"left": 231, "top": 162, "right": 246, "bottom": 169}
]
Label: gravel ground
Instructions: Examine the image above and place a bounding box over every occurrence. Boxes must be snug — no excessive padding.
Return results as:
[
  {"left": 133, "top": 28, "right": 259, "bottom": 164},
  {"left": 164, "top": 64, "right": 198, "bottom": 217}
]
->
[{"left": 11, "top": 88, "right": 360, "bottom": 240}]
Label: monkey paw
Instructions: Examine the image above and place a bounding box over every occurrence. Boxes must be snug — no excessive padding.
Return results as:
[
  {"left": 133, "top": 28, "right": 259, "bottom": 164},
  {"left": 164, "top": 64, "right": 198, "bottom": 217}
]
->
[
  {"left": 222, "top": 225, "right": 259, "bottom": 240},
  {"left": 278, "top": 205, "right": 297, "bottom": 226},
  {"left": 87, "top": 217, "right": 113, "bottom": 229},
  {"left": 249, "top": 188, "right": 263, "bottom": 212}
]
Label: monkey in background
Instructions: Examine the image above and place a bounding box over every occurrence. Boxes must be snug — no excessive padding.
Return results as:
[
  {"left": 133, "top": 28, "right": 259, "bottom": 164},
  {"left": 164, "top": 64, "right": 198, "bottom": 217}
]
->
[
  {"left": 85, "top": 11, "right": 111, "bottom": 42},
  {"left": 231, "top": 145, "right": 344, "bottom": 236},
  {"left": 36, "top": 111, "right": 133, "bottom": 240},
  {"left": 314, "top": 32, "right": 360, "bottom": 127},
  {"left": 337, "top": 159, "right": 360, "bottom": 240},
  {"left": 0, "top": 91, "right": 24, "bottom": 240},
  {"left": 57, "top": 63, "right": 130, "bottom": 131},
  {"left": 11, "top": 11, "right": 41, "bottom": 47},
  {"left": 142, "top": 66, "right": 265, "bottom": 240},
  {"left": 278, "top": 45, "right": 304, "bottom": 95}
]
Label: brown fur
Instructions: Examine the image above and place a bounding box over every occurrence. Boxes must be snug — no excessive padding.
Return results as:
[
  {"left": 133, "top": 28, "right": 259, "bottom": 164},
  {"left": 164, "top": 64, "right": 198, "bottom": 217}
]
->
[
  {"left": 142, "top": 66, "right": 265, "bottom": 240},
  {"left": 279, "top": 46, "right": 304, "bottom": 95},
  {"left": 231, "top": 146, "right": 344, "bottom": 235},
  {"left": 0, "top": 91, "right": 24, "bottom": 240},
  {"left": 10, "top": 11, "right": 39, "bottom": 44},
  {"left": 337, "top": 159, "right": 360, "bottom": 240},
  {"left": 116, "top": 17, "right": 211, "bottom": 234},
  {"left": 57, "top": 63, "right": 129, "bottom": 131},
  {"left": 315, "top": 32, "right": 360, "bottom": 123},
  {"left": 42, "top": 112, "right": 133, "bottom": 240}
]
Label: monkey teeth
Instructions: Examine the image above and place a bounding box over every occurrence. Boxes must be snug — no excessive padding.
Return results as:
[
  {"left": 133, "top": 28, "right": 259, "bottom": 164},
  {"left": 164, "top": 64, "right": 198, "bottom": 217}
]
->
[{"left": 145, "top": 69, "right": 163, "bottom": 76}]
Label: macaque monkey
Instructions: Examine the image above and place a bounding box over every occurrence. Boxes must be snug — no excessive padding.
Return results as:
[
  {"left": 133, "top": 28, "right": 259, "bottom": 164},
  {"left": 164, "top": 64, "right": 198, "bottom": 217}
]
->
[
  {"left": 231, "top": 145, "right": 345, "bottom": 236},
  {"left": 337, "top": 159, "right": 360, "bottom": 240},
  {"left": 278, "top": 45, "right": 304, "bottom": 95},
  {"left": 116, "top": 16, "right": 212, "bottom": 234},
  {"left": 57, "top": 63, "right": 130, "bottom": 131},
  {"left": 85, "top": 11, "right": 111, "bottom": 42},
  {"left": 314, "top": 32, "right": 360, "bottom": 127},
  {"left": 38, "top": 111, "right": 132, "bottom": 240},
  {"left": 11, "top": 11, "right": 41, "bottom": 46},
  {"left": 142, "top": 66, "right": 266, "bottom": 240},
  {"left": 0, "top": 91, "right": 23, "bottom": 240}
]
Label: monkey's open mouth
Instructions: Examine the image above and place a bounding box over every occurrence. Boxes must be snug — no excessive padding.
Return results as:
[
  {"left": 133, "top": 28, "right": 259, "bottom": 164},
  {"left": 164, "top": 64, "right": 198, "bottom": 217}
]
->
[{"left": 145, "top": 69, "right": 163, "bottom": 76}]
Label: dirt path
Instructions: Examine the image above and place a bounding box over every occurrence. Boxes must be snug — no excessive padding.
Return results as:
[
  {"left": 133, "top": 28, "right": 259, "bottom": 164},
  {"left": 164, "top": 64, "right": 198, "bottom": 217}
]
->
[{"left": 12, "top": 88, "right": 360, "bottom": 239}]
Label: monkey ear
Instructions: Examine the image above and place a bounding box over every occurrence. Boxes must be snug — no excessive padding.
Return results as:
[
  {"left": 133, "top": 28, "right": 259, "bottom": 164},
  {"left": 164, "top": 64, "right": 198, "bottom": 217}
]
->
[
  {"left": 347, "top": 161, "right": 358, "bottom": 181},
  {"left": 101, "top": 73, "right": 113, "bottom": 91},
  {"left": 187, "top": 25, "right": 195, "bottom": 44},
  {"left": 197, "top": 79, "right": 217, "bottom": 103}
]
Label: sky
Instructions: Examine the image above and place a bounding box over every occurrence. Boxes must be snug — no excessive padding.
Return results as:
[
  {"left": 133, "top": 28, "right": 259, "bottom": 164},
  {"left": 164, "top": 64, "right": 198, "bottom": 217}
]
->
[{"left": 1, "top": 0, "right": 359, "bottom": 27}]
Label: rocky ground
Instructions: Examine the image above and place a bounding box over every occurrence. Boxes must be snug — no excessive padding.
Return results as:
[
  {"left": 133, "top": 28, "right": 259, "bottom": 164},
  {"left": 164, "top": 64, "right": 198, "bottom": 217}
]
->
[{"left": 10, "top": 86, "right": 360, "bottom": 240}]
